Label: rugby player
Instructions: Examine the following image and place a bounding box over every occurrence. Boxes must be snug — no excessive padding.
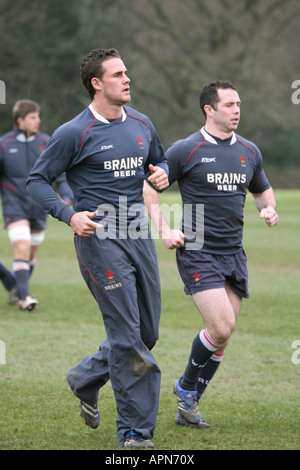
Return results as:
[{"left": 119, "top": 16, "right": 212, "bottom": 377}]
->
[
  {"left": 144, "top": 80, "right": 278, "bottom": 429},
  {"left": 0, "top": 100, "right": 72, "bottom": 310},
  {"left": 27, "top": 49, "right": 169, "bottom": 448}
]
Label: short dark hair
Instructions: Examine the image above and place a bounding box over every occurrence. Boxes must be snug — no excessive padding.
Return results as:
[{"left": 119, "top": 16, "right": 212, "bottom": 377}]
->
[
  {"left": 199, "top": 80, "right": 236, "bottom": 118},
  {"left": 12, "top": 99, "right": 40, "bottom": 124},
  {"left": 80, "top": 48, "right": 121, "bottom": 99}
]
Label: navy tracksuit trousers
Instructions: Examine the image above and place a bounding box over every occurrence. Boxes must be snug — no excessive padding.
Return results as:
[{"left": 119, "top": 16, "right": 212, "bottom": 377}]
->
[{"left": 66, "top": 232, "right": 161, "bottom": 447}]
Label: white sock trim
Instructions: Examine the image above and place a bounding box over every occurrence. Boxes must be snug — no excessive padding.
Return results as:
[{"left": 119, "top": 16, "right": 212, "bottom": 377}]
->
[
  {"left": 211, "top": 352, "right": 225, "bottom": 362},
  {"left": 199, "top": 329, "right": 221, "bottom": 352},
  {"left": 13, "top": 260, "right": 30, "bottom": 271}
]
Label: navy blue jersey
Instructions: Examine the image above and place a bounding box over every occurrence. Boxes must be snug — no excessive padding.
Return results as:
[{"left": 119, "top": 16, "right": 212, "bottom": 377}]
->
[
  {"left": 166, "top": 127, "right": 270, "bottom": 254},
  {"left": 27, "top": 105, "right": 168, "bottom": 225},
  {"left": 0, "top": 128, "right": 72, "bottom": 225}
]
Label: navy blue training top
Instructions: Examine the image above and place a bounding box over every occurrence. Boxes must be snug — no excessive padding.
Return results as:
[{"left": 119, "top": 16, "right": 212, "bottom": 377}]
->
[
  {"left": 166, "top": 127, "right": 270, "bottom": 254},
  {"left": 27, "top": 105, "right": 168, "bottom": 225},
  {"left": 0, "top": 128, "right": 73, "bottom": 225}
]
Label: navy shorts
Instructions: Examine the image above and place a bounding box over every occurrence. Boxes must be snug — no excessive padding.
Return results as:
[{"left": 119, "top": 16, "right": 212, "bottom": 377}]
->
[
  {"left": 4, "top": 214, "right": 47, "bottom": 230},
  {"left": 176, "top": 247, "right": 249, "bottom": 298},
  {"left": 2, "top": 195, "right": 47, "bottom": 229}
]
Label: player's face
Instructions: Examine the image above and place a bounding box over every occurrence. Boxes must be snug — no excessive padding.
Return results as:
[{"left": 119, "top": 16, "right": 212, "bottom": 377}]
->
[
  {"left": 99, "top": 58, "right": 131, "bottom": 106},
  {"left": 18, "top": 112, "right": 41, "bottom": 136},
  {"left": 213, "top": 88, "right": 241, "bottom": 134}
]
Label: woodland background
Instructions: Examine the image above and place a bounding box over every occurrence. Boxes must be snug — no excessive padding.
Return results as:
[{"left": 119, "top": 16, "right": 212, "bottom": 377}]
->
[{"left": 0, "top": 0, "right": 300, "bottom": 187}]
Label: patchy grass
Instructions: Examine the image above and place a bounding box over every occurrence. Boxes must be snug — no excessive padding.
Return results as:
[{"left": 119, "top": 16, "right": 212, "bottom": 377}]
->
[{"left": 0, "top": 190, "right": 299, "bottom": 450}]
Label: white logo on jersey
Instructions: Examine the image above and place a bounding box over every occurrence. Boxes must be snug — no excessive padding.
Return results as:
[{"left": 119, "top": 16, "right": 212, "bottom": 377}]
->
[
  {"left": 104, "top": 156, "right": 144, "bottom": 177},
  {"left": 201, "top": 157, "right": 216, "bottom": 163},
  {"left": 207, "top": 172, "right": 247, "bottom": 191},
  {"left": 101, "top": 144, "right": 114, "bottom": 150},
  {"left": 8, "top": 148, "right": 18, "bottom": 153}
]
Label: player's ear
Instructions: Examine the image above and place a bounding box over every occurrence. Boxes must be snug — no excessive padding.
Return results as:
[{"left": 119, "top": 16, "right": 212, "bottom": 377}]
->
[
  {"left": 16, "top": 116, "right": 24, "bottom": 129},
  {"left": 204, "top": 104, "right": 213, "bottom": 117},
  {"left": 91, "top": 77, "right": 102, "bottom": 93}
]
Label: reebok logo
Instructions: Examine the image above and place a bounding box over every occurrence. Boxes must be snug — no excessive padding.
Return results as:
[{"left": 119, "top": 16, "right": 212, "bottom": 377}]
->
[
  {"left": 101, "top": 144, "right": 114, "bottom": 151},
  {"left": 201, "top": 157, "right": 216, "bottom": 163}
]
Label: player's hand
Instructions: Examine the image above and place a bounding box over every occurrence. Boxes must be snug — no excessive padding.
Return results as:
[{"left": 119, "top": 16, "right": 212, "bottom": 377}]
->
[
  {"left": 69, "top": 210, "right": 102, "bottom": 236},
  {"left": 162, "top": 229, "right": 185, "bottom": 249},
  {"left": 259, "top": 207, "right": 278, "bottom": 227},
  {"left": 148, "top": 164, "right": 169, "bottom": 191}
]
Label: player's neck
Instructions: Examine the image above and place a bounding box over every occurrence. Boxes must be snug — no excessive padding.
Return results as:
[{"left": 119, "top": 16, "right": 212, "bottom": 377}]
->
[
  {"left": 204, "top": 124, "right": 233, "bottom": 141},
  {"left": 91, "top": 98, "right": 123, "bottom": 120},
  {"left": 19, "top": 128, "right": 36, "bottom": 138}
]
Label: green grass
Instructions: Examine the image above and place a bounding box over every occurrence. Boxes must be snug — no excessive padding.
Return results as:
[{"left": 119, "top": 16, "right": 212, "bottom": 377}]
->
[{"left": 0, "top": 190, "right": 299, "bottom": 450}]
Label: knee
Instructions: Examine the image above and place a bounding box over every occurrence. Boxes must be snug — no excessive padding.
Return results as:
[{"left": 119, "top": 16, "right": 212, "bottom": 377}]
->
[{"left": 211, "top": 317, "right": 236, "bottom": 346}]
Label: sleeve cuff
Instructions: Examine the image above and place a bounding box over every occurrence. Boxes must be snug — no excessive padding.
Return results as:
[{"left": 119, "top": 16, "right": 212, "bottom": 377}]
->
[{"left": 58, "top": 204, "right": 76, "bottom": 225}]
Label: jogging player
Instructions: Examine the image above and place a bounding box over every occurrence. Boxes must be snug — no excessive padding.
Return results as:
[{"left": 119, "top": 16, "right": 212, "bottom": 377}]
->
[
  {"left": 27, "top": 48, "right": 169, "bottom": 448},
  {"left": 0, "top": 99, "right": 73, "bottom": 310},
  {"left": 143, "top": 80, "right": 278, "bottom": 428}
]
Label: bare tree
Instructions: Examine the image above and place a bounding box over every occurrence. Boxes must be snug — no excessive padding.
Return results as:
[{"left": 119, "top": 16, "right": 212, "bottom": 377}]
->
[{"left": 119, "top": 0, "right": 300, "bottom": 146}]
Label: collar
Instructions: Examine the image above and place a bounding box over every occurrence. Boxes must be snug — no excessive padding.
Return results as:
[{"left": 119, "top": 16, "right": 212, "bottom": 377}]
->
[
  {"left": 89, "top": 104, "right": 127, "bottom": 124},
  {"left": 15, "top": 128, "right": 36, "bottom": 143},
  {"left": 201, "top": 126, "right": 237, "bottom": 145}
]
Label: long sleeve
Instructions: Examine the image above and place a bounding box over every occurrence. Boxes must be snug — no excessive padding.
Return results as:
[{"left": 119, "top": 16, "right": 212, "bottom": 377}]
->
[
  {"left": 53, "top": 172, "right": 73, "bottom": 204},
  {"left": 27, "top": 176, "right": 75, "bottom": 224},
  {"left": 27, "top": 124, "right": 76, "bottom": 224}
]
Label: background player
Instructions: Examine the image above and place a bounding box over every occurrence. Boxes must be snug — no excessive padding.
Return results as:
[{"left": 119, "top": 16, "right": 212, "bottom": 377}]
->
[
  {"left": 0, "top": 99, "right": 73, "bottom": 310},
  {"left": 27, "top": 48, "right": 169, "bottom": 448},
  {"left": 144, "top": 80, "right": 278, "bottom": 428}
]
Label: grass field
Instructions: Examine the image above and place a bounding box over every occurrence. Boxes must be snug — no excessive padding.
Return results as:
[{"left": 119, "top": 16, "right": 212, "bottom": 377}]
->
[{"left": 0, "top": 190, "right": 299, "bottom": 451}]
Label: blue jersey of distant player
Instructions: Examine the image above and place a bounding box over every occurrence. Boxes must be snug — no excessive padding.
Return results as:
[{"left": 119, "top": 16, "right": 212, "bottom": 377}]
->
[
  {"left": 0, "top": 128, "right": 72, "bottom": 226},
  {"left": 27, "top": 105, "right": 168, "bottom": 226},
  {"left": 166, "top": 127, "right": 270, "bottom": 254}
]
